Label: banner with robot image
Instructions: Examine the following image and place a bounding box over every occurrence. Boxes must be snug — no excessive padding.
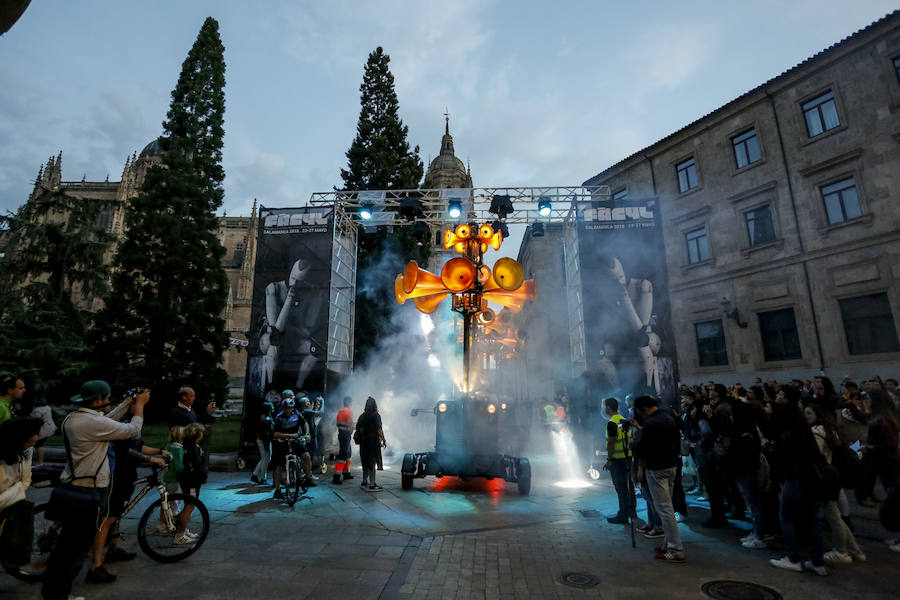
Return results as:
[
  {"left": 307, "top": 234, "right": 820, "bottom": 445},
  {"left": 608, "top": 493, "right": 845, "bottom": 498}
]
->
[
  {"left": 244, "top": 206, "right": 334, "bottom": 417},
  {"left": 576, "top": 199, "right": 677, "bottom": 408}
]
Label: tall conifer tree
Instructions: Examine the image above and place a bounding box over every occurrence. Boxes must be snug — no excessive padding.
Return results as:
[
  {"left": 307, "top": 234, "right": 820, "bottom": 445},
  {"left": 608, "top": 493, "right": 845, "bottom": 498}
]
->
[
  {"left": 340, "top": 47, "right": 428, "bottom": 365},
  {"left": 0, "top": 185, "right": 113, "bottom": 393},
  {"left": 99, "top": 17, "right": 229, "bottom": 403}
]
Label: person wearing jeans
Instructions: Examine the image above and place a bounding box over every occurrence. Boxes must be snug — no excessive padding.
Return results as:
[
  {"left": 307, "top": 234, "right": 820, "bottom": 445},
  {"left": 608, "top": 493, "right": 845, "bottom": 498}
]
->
[
  {"left": 632, "top": 395, "right": 684, "bottom": 563},
  {"left": 251, "top": 402, "right": 274, "bottom": 485}
]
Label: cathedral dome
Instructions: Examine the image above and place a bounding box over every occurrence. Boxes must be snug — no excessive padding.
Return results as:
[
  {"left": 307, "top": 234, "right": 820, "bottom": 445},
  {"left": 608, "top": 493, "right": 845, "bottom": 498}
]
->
[
  {"left": 139, "top": 139, "right": 162, "bottom": 158},
  {"left": 423, "top": 118, "right": 472, "bottom": 189}
]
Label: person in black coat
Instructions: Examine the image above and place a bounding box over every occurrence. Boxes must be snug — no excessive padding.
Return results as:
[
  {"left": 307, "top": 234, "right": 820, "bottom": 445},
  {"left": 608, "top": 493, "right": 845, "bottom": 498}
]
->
[{"left": 355, "top": 397, "right": 385, "bottom": 491}]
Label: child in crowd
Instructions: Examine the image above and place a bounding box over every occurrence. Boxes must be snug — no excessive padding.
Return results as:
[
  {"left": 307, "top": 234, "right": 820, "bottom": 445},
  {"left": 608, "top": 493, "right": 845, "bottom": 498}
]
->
[{"left": 175, "top": 423, "right": 207, "bottom": 544}]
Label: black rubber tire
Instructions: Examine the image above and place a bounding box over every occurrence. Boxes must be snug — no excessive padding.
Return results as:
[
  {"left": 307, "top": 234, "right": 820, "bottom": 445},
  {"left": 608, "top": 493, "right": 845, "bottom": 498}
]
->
[
  {"left": 286, "top": 461, "right": 301, "bottom": 506},
  {"left": 2, "top": 503, "right": 55, "bottom": 582},
  {"left": 137, "top": 494, "right": 210, "bottom": 563},
  {"left": 517, "top": 460, "right": 532, "bottom": 496},
  {"left": 401, "top": 473, "right": 414, "bottom": 490}
]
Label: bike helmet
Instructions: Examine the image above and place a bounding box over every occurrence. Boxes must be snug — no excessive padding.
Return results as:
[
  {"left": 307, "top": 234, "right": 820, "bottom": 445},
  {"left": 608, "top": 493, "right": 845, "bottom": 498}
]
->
[
  {"left": 281, "top": 397, "right": 295, "bottom": 409},
  {"left": 281, "top": 389, "right": 295, "bottom": 398}
]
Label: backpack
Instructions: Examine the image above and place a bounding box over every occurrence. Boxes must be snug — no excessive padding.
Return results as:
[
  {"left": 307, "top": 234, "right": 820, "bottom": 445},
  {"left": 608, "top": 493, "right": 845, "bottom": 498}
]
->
[{"left": 831, "top": 445, "right": 862, "bottom": 489}]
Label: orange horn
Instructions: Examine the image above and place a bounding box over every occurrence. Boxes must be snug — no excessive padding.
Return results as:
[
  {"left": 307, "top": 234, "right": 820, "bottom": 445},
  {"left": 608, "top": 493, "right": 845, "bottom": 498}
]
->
[
  {"left": 443, "top": 229, "right": 458, "bottom": 250},
  {"left": 454, "top": 223, "right": 472, "bottom": 239},
  {"left": 492, "top": 257, "right": 525, "bottom": 291},
  {"left": 413, "top": 292, "right": 449, "bottom": 314},
  {"left": 477, "top": 308, "right": 496, "bottom": 326},
  {"left": 441, "top": 257, "right": 476, "bottom": 292},
  {"left": 395, "top": 275, "right": 409, "bottom": 304},
  {"left": 483, "top": 279, "right": 536, "bottom": 313},
  {"left": 403, "top": 260, "right": 443, "bottom": 295}
]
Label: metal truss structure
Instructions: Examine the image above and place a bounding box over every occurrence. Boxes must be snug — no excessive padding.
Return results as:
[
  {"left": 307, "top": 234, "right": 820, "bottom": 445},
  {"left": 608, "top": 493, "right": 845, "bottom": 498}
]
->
[{"left": 309, "top": 185, "right": 612, "bottom": 227}]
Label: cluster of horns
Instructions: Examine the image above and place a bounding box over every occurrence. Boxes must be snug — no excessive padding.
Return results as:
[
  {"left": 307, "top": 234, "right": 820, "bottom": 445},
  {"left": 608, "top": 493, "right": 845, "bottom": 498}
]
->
[{"left": 394, "top": 222, "right": 537, "bottom": 317}]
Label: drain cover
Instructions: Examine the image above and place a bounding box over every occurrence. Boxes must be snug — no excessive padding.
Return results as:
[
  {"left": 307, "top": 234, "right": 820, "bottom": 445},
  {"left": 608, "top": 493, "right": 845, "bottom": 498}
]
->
[
  {"left": 579, "top": 509, "right": 599, "bottom": 517},
  {"left": 701, "top": 580, "right": 782, "bottom": 600},
  {"left": 560, "top": 573, "right": 600, "bottom": 589}
]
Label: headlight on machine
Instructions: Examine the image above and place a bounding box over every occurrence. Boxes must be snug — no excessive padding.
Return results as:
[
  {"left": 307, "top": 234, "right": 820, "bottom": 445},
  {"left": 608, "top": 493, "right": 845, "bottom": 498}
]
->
[
  {"left": 487, "top": 403, "right": 496, "bottom": 414},
  {"left": 438, "top": 402, "right": 447, "bottom": 413}
]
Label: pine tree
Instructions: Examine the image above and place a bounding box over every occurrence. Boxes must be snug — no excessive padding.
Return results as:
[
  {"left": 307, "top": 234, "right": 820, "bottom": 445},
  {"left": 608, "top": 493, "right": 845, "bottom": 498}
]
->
[
  {"left": 340, "top": 47, "right": 429, "bottom": 365},
  {"left": 340, "top": 47, "right": 424, "bottom": 192},
  {"left": 0, "top": 185, "right": 114, "bottom": 394},
  {"left": 98, "top": 17, "right": 229, "bottom": 404}
]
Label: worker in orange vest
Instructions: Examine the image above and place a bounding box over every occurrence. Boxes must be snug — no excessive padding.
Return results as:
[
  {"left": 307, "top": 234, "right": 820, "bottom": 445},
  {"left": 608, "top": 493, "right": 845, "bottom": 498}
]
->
[{"left": 332, "top": 396, "right": 355, "bottom": 484}]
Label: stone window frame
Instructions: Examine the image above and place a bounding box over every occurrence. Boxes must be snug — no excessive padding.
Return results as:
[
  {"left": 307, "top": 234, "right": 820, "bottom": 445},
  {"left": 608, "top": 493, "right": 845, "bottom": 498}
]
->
[
  {"left": 693, "top": 318, "right": 730, "bottom": 368},
  {"left": 876, "top": 42, "right": 900, "bottom": 109},
  {"left": 834, "top": 289, "right": 900, "bottom": 358},
  {"left": 673, "top": 206, "right": 715, "bottom": 273},
  {"left": 684, "top": 225, "right": 711, "bottom": 266},
  {"left": 727, "top": 180, "right": 785, "bottom": 256},
  {"left": 728, "top": 122, "right": 766, "bottom": 174},
  {"left": 742, "top": 203, "right": 778, "bottom": 248},
  {"left": 756, "top": 305, "right": 803, "bottom": 363},
  {"left": 811, "top": 169, "right": 873, "bottom": 233},
  {"left": 796, "top": 84, "right": 848, "bottom": 146},
  {"left": 674, "top": 154, "right": 702, "bottom": 195}
]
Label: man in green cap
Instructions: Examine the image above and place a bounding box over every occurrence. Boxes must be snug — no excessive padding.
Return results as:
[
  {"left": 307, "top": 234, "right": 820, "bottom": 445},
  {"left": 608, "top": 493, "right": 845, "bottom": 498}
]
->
[{"left": 42, "top": 380, "right": 150, "bottom": 600}]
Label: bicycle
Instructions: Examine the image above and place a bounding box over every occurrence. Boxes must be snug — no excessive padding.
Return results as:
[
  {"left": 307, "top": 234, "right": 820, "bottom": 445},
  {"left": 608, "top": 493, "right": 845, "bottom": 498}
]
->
[
  {"left": 5, "top": 462, "right": 210, "bottom": 581},
  {"left": 275, "top": 438, "right": 309, "bottom": 506}
]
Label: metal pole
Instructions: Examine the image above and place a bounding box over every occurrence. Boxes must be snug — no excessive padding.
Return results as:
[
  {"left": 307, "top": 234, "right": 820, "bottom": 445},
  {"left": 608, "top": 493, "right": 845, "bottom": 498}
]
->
[{"left": 463, "top": 312, "right": 472, "bottom": 393}]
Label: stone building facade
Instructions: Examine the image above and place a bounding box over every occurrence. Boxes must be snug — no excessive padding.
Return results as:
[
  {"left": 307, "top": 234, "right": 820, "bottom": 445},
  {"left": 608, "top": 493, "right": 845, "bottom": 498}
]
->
[
  {"left": 22, "top": 142, "right": 257, "bottom": 393},
  {"left": 584, "top": 12, "right": 900, "bottom": 385}
]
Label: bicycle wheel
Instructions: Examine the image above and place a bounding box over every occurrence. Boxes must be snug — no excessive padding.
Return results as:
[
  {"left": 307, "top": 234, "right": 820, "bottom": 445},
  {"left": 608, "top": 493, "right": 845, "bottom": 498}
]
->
[
  {"left": 286, "top": 461, "right": 301, "bottom": 505},
  {"left": 1, "top": 503, "right": 57, "bottom": 582},
  {"left": 137, "top": 493, "right": 210, "bottom": 563}
]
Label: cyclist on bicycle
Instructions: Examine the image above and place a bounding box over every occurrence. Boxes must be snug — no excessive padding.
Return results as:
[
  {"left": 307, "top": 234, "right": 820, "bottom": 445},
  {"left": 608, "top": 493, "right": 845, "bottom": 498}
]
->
[{"left": 272, "top": 397, "right": 315, "bottom": 498}]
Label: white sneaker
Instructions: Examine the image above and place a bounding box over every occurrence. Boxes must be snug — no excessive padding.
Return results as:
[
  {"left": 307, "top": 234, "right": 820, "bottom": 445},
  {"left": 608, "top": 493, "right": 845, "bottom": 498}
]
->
[
  {"left": 802, "top": 560, "right": 827, "bottom": 576},
  {"left": 742, "top": 537, "right": 767, "bottom": 549},
  {"left": 884, "top": 537, "right": 900, "bottom": 546},
  {"left": 823, "top": 550, "right": 851, "bottom": 564},
  {"left": 739, "top": 532, "right": 755, "bottom": 543},
  {"left": 68, "top": 596, "right": 86, "bottom": 600},
  {"left": 174, "top": 533, "right": 195, "bottom": 545},
  {"left": 769, "top": 556, "right": 802, "bottom": 572},
  {"left": 889, "top": 543, "right": 900, "bottom": 553},
  {"left": 183, "top": 529, "right": 200, "bottom": 540}
]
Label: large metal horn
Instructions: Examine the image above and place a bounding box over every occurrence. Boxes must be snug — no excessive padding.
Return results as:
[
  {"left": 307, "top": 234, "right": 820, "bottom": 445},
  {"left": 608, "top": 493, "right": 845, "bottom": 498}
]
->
[
  {"left": 483, "top": 278, "right": 537, "bottom": 313},
  {"left": 441, "top": 257, "right": 476, "bottom": 292},
  {"left": 492, "top": 257, "right": 525, "bottom": 291},
  {"left": 402, "top": 260, "right": 444, "bottom": 295},
  {"left": 413, "top": 292, "right": 450, "bottom": 314}
]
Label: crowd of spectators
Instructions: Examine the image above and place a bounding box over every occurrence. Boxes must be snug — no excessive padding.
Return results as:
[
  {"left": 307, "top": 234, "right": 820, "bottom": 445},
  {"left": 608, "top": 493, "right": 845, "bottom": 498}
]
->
[{"left": 617, "top": 374, "right": 899, "bottom": 572}]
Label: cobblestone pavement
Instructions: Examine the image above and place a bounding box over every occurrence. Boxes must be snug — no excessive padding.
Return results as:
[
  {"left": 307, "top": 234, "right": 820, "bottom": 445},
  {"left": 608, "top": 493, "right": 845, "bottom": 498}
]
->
[{"left": 2, "top": 454, "right": 897, "bottom": 600}]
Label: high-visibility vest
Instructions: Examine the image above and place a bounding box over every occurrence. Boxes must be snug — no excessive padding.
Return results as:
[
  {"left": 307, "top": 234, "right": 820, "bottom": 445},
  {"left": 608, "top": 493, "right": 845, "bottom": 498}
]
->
[{"left": 607, "top": 413, "right": 629, "bottom": 459}]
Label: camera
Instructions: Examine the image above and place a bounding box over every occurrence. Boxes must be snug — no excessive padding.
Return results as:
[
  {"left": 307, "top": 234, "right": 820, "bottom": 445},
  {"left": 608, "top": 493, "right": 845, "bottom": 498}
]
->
[{"left": 124, "top": 387, "right": 148, "bottom": 400}]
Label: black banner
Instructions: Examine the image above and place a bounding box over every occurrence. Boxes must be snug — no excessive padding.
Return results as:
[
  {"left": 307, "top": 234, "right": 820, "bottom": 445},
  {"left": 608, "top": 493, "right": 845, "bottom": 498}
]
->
[
  {"left": 576, "top": 199, "right": 677, "bottom": 408},
  {"left": 244, "top": 206, "right": 334, "bottom": 426}
]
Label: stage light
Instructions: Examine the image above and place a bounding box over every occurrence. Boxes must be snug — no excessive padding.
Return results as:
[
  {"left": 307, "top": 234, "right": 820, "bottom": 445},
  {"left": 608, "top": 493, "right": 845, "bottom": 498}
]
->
[
  {"left": 359, "top": 204, "right": 373, "bottom": 220},
  {"left": 538, "top": 197, "right": 551, "bottom": 216},
  {"left": 448, "top": 200, "right": 462, "bottom": 219},
  {"left": 531, "top": 222, "right": 544, "bottom": 237},
  {"left": 501, "top": 403, "right": 507, "bottom": 410},
  {"left": 487, "top": 404, "right": 496, "bottom": 414},
  {"left": 438, "top": 402, "right": 448, "bottom": 413},
  {"left": 491, "top": 219, "right": 509, "bottom": 238},
  {"left": 399, "top": 195, "right": 422, "bottom": 220},
  {"left": 489, "top": 194, "right": 514, "bottom": 218}
]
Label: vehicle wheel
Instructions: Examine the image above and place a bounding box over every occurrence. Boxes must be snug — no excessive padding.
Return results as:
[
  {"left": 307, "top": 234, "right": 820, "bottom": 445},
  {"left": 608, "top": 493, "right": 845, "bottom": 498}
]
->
[
  {"left": 2, "top": 503, "right": 57, "bottom": 582},
  {"left": 137, "top": 493, "right": 210, "bottom": 563},
  {"left": 296, "top": 460, "right": 309, "bottom": 494},
  {"left": 286, "top": 462, "right": 301, "bottom": 506},
  {"left": 402, "top": 473, "right": 414, "bottom": 490},
  {"left": 516, "top": 459, "right": 531, "bottom": 496},
  {"left": 236, "top": 456, "right": 247, "bottom": 470}
]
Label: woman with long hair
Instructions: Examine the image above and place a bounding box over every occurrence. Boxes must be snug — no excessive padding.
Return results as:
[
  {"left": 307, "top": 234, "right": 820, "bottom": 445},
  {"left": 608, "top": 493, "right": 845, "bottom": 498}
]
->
[
  {"left": 356, "top": 397, "right": 386, "bottom": 491},
  {"left": 769, "top": 388, "right": 827, "bottom": 575},
  {"left": 805, "top": 403, "right": 866, "bottom": 564}
]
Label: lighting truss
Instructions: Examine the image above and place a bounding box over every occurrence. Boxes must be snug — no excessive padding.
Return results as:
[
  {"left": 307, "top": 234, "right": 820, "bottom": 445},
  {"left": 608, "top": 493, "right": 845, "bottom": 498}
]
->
[{"left": 308, "top": 185, "right": 612, "bottom": 226}]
